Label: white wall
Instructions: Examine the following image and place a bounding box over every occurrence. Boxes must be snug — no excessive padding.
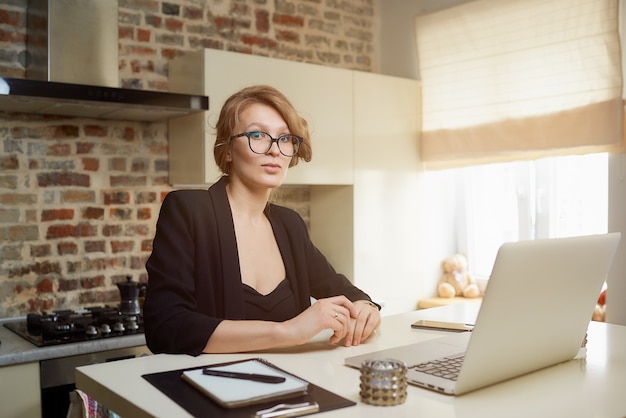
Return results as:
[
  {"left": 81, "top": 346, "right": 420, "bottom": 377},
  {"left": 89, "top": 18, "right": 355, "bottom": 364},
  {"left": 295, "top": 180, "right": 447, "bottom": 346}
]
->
[
  {"left": 376, "top": 1, "right": 472, "bottom": 295},
  {"left": 378, "top": 0, "right": 471, "bottom": 79},
  {"left": 608, "top": 154, "right": 626, "bottom": 325}
]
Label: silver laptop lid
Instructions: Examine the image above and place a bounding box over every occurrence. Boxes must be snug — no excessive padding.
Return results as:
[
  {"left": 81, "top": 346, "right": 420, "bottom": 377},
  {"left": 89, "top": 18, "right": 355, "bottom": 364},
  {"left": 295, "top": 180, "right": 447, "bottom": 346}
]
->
[{"left": 455, "top": 233, "right": 620, "bottom": 394}]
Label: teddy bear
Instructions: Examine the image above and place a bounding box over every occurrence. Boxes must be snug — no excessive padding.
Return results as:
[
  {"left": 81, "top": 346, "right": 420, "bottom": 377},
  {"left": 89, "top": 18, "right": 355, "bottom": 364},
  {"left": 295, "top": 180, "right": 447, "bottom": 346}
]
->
[
  {"left": 592, "top": 288, "right": 607, "bottom": 322},
  {"left": 437, "top": 253, "right": 481, "bottom": 298}
]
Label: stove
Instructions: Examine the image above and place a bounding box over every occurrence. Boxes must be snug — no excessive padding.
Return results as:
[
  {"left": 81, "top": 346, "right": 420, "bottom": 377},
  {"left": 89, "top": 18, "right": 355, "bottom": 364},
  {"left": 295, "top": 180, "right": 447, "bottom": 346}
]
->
[{"left": 4, "top": 305, "right": 144, "bottom": 347}]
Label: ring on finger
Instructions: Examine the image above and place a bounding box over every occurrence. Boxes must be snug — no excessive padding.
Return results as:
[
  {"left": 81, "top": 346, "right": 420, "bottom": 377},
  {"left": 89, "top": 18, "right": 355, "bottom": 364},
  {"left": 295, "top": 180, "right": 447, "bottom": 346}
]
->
[{"left": 333, "top": 312, "right": 339, "bottom": 319}]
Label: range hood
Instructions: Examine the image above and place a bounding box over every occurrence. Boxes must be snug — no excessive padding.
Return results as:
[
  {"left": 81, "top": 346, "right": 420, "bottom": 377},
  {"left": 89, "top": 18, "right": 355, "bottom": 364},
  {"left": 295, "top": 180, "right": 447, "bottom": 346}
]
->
[
  {"left": 0, "top": 77, "right": 208, "bottom": 122},
  {"left": 0, "top": 0, "right": 208, "bottom": 122}
]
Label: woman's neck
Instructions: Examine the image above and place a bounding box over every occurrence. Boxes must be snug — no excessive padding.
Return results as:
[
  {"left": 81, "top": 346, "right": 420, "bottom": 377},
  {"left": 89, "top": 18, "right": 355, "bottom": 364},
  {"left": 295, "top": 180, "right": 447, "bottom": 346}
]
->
[{"left": 225, "top": 179, "right": 271, "bottom": 223}]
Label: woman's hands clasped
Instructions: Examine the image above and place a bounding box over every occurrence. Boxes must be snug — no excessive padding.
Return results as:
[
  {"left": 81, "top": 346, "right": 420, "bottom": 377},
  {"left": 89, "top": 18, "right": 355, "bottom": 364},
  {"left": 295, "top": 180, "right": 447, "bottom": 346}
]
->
[{"left": 283, "top": 296, "right": 381, "bottom": 347}]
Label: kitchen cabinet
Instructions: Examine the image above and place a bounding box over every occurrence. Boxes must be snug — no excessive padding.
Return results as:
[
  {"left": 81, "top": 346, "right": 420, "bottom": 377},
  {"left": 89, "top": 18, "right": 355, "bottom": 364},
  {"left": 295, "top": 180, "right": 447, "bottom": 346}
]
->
[
  {"left": 168, "top": 49, "right": 353, "bottom": 186},
  {"left": 168, "top": 50, "right": 424, "bottom": 314},
  {"left": 309, "top": 72, "right": 424, "bottom": 314},
  {"left": 0, "top": 361, "right": 41, "bottom": 418}
]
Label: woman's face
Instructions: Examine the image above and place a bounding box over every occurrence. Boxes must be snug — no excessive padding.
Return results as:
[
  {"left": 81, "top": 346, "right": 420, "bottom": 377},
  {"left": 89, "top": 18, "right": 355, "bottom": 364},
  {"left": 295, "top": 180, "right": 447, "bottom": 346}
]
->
[{"left": 228, "top": 102, "right": 292, "bottom": 190}]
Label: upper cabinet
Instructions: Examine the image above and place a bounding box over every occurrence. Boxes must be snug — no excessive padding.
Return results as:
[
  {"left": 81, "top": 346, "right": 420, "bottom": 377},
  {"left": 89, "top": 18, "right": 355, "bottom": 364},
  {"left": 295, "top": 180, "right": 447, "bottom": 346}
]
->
[{"left": 168, "top": 49, "right": 353, "bottom": 186}]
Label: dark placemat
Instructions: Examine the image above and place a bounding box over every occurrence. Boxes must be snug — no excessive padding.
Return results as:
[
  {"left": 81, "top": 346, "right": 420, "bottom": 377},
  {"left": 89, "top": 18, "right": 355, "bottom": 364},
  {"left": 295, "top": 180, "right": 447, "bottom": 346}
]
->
[{"left": 142, "top": 361, "right": 356, "bottom": 418}]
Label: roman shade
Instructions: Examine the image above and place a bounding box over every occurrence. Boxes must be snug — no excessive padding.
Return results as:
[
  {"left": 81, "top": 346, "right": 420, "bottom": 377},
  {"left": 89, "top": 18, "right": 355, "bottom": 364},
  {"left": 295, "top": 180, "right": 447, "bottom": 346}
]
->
[{"left": 415, "top": 0, "right": 624, "bottom": 169}]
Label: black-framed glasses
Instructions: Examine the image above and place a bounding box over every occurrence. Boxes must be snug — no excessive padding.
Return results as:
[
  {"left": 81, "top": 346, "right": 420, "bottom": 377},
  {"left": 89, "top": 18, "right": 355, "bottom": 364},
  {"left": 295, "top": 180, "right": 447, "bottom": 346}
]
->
[{"left": 230, "top": 131, "right": 303, "bottom": 157}]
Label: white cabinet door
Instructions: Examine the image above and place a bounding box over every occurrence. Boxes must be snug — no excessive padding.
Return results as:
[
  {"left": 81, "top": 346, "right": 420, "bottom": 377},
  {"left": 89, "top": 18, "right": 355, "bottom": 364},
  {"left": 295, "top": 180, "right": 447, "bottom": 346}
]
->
[
  {"left": 0, "top": 362, "right": 41, "bottom": 418},
  {"left": 169, "top": 49, "right": 353, "bottom": 186},
  {"left": 352, "top": 71, "right": 424, "bottom": 314}
]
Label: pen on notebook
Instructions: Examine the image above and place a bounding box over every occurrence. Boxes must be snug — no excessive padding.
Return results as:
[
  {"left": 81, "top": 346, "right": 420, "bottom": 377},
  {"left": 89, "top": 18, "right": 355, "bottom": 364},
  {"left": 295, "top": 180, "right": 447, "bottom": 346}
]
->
[{"left": 202, "top": 368, "right": 286, "bottom": 384}]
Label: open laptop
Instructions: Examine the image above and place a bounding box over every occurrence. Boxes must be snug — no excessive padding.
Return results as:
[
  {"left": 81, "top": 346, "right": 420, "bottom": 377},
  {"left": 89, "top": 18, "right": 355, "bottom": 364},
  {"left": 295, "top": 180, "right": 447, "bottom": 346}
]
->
[{"left": 345, "top": 233, "right": 620, "bottom": 395}]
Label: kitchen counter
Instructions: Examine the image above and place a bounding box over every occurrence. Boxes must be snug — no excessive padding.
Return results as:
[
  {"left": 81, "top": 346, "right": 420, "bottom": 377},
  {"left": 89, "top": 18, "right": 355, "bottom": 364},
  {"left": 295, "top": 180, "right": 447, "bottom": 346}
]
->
[{"left": 0, "top": 316, "right": 146, "bottom": 367}]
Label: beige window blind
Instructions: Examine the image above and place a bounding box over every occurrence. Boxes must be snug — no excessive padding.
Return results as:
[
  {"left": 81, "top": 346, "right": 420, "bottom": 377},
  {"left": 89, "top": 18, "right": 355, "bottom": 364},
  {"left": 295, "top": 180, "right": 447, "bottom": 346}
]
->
[{"left": 415, "top": 0, "right": 623, "bottom": 169}]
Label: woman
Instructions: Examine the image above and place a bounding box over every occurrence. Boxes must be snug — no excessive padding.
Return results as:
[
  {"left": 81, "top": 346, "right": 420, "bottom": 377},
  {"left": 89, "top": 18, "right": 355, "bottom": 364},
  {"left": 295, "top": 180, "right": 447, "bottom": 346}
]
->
[{"left": 144, "top": 85, "right": 380, "bottom": 355}]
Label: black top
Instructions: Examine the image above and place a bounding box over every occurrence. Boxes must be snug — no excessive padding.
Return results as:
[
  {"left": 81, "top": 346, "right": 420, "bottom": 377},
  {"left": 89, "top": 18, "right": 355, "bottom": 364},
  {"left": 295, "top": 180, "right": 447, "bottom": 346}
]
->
[{"left": 243, "top": 279, "right": 298, "bottom": 322}]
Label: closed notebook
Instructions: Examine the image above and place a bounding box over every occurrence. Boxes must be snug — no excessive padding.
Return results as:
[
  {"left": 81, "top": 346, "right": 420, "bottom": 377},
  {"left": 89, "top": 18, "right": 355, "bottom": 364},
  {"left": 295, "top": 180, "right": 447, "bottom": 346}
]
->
[{"left": 181, "top": 358, "right": 309, "bottom": 408}]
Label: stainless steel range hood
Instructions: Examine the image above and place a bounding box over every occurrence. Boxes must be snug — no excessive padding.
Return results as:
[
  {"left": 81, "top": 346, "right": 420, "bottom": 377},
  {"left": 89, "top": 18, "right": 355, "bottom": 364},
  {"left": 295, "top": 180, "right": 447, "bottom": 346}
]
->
[
  {"left": 0, "top": 77, "right": 208, "bottom": 121},
  {"left": 0, "top": 0, "right": 208, "bottom": 121}
]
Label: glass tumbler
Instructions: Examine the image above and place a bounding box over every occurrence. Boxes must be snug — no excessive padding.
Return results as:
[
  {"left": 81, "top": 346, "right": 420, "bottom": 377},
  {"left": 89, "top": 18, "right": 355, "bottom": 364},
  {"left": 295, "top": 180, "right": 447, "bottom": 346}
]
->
[{"left": 359, "top": 358, "right": 407, "bottom": 406}]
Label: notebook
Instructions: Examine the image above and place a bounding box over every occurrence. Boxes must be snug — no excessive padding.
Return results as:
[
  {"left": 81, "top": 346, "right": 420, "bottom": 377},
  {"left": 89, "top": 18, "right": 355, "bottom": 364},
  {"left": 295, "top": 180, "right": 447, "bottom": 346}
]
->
[
  {"left": 346, "top": 233, "right": 620, "bottom": 395},
  {"left": 182, "top": 358, "right": 308, "bottom": 408}
]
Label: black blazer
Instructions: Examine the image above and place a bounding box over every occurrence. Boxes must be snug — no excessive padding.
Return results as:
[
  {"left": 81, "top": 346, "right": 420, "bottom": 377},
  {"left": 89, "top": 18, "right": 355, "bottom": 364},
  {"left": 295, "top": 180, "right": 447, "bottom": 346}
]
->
[{"left": 144, "top": 176, "right": 374, "bottom": 355}]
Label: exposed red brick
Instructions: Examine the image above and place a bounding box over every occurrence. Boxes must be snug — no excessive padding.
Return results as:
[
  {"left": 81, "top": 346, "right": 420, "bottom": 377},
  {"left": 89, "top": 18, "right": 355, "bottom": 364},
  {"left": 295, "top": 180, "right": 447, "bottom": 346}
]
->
[
  {"left": 183, "top": 6, "right": 203, "bottom": 20},
  {"left": 119, "top": 26, "right": 134, "bottom": 40},
  {"left": 123, "top": 127, "right": 135, "bottom": 141},
  {"left": 1, "top": 155, "right": 19, "bottom": 170},
  {"left": 81, "top": 275, "right": 105, "bottom": 289},
  {"left": 277, "top": 30, "right": 300, "bottom": 43},
  {"left": 27, "top": 298, "right": 55, "bottom": 313},
  {"left": 0, "top": 9, "right": 21, "bottom": 26},
  {"left": 135, "top": 191, "right": 157, "bottom": 203},
  {"left": 41, "top": 208, "right": 74, "bottom": 221},
  {"left": 82, "top": 206, "right": 104, "bottom": 220},
  {"left": 84, "top": 125, "right": 108, "bottom": 137},
  {"left": 62, "top": 190, "right": 95, "bottom": 203},
  {"left": 110, "top": 207, "right": 132, "bottom": 220},
  {"left": 9, "top": 261, "right": 61, "bottom": 277},
  {"left": 145, "top": 14, "right": 162, "bottom": 28},
  {"left": 58, "top": 241, "right": 78, "bottom": 255},
  {"left": 141, "top": 239, "right": 153, "bottom": 252},
  {"left": 7, "top": 224, "right": 39, "bottom": 241},
  {"left": 37, "top": 278, "right": 54, "bottom": 293},
  {"left": 103, "top": 191, "right": 130, "bottom": 205},
  {"left": 102, "top": 225, "right": 123, "bottom": 236},
  {"left": 82, "top": 157, "right": 99, "bottom": 171},
  {"left": 48, "top": 143, "right": 71, "bottom": 156},
  {"left": 241, "top": 35, "right": 278, "bottom": 49},
  {"left": 52, "top": 125, "right": 80, "bottom": 138},
  {"left": 84, "top": 240, "right": 106, "bottom": 253},
  {"left": 131, "top": 255, "right": 149, "bottom": 269},
  {"left": 256, "top": 10, "right": 270, "bottom": 32},
  {"left": 76, "top": 142, "right": 95, "bottom": 154},
  {"left": 37, "top": 172, "right": 90, "bottom": 187},
  {"left": 111, "top": 240, "right": 134, "bottom": 253},
  {"left": 126, "top": 224, "right": 150, "bottom": 236},
  {"left": 79, "top": 289, "right": 118, "bottom": 305},
  {"left": 58, "top": 278, "right": 79, "bottom": 292},
  {"left": 165, "top": 18, "right": 184, "bottom": 32},
  {"left": 30, "top": 244, "right": 51, "bottom": 257},
  {"left": 273, "top": 14, "right": 305, "bottom": 27},
  {"left": 137, "top": 28, "right": 151, "bottom": 42},
  {"left": 137, "top": 207, "right": 151, "bottom": 220},
  {"left": 46, "top": 223, "right": 97, "bottom": 239}
]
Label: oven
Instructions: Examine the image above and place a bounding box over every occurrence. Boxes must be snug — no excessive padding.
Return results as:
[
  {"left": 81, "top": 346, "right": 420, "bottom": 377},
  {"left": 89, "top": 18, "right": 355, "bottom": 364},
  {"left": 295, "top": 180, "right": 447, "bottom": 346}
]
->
[
  {"left": 4, "top": 306, "right": 149, "bottom": 418},
  {"left": 41, "top": 346, "right": 151, "bottom": 418}
]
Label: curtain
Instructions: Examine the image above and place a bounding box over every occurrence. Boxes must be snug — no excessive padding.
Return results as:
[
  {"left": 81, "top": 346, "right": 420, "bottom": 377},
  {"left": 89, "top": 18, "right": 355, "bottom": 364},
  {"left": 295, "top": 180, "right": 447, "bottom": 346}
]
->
[{"left": 415, "top": 0, "right": 623, "bottom": 169}]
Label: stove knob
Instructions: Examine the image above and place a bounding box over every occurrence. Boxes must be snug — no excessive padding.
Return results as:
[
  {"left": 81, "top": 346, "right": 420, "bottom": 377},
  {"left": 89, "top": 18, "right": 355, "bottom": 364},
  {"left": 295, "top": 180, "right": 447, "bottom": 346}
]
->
[
  {"left": 113, "top": 322, "right": 125, "bottom": 332},
  {"left": 126, "top": 319, "right": 139, "bottom": 331},
  {"left": 100, "top": 324, "right": 111, "bottom": 335},
  {"left": 86, "top": 325, "right": 98, "bottom": 337}
]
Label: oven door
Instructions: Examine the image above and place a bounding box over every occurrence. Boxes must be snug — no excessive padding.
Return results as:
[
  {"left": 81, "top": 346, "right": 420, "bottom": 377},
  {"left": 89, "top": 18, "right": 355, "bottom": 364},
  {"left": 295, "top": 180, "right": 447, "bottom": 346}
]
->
[{"left": 40, "top": 346, "right": 150, "bottom": 418}]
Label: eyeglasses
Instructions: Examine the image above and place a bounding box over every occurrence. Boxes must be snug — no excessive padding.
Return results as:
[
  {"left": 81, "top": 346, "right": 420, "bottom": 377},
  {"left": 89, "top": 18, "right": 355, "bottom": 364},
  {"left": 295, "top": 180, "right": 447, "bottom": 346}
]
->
[{"left": 230, "top": 131, "right": 303, "bottom": 157}]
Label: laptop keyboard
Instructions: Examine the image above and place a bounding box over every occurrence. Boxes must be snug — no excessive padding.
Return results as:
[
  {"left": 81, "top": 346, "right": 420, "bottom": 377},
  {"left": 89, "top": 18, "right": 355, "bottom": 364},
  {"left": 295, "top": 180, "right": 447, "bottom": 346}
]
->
[{"left": 410, "top": 353, "right": 465, "bottom": 381}]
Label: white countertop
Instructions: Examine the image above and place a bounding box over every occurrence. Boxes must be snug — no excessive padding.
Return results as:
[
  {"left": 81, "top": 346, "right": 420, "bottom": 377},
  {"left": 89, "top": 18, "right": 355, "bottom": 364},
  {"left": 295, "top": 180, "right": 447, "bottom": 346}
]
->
[
  {"left": 75, "top": 304, "right": 626, "bottom": 417},
  {"left": 0, "top": 317, "right": 146, "bottom": 366}
]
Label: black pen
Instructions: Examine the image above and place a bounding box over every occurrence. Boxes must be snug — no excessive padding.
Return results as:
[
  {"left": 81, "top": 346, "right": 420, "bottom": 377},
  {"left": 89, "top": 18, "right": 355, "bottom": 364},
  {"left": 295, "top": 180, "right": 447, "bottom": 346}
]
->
[{"left": 202, "top": 368, "right": 286, "bottom": 384}]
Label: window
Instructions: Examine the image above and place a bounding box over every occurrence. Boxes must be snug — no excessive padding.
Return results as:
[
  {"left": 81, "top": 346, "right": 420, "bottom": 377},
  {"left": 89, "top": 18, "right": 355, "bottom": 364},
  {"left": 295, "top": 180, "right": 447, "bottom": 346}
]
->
[{"left": 456, "top": 153, "right": 608, "bottom": 278}]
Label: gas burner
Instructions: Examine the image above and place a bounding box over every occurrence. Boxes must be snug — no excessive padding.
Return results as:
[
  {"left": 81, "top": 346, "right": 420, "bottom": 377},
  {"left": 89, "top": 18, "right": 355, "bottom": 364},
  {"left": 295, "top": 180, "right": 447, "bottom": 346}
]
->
[{"left": 4, "top": 305, "right": 144, "bottom": 347}]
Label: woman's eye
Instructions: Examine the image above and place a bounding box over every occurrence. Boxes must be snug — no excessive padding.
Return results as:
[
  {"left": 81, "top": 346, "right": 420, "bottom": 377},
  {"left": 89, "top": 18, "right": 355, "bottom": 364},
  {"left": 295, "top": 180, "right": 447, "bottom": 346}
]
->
[{"left": 249, "top": 132, "right": 264, "bottom": 139}]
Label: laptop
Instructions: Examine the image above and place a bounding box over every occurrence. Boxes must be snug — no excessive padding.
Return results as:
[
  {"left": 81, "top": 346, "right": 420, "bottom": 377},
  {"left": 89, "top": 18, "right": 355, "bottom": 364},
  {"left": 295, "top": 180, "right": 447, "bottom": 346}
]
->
[{"left": 345, "top": 233, "right": 620, "bottom": 395}]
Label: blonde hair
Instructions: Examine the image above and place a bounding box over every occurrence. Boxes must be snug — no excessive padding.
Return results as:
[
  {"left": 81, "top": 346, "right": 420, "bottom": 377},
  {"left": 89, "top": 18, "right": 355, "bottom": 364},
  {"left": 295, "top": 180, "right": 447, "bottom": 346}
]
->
[{"left": 214, "top": 85, "right": 312, "bottom": 175}]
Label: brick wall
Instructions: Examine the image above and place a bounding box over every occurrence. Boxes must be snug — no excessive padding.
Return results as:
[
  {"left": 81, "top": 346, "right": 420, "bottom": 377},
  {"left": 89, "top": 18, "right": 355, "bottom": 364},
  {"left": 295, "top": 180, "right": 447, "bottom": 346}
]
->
[{"left": 0, "top": 0, "right": 377, "bottom": 317}]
